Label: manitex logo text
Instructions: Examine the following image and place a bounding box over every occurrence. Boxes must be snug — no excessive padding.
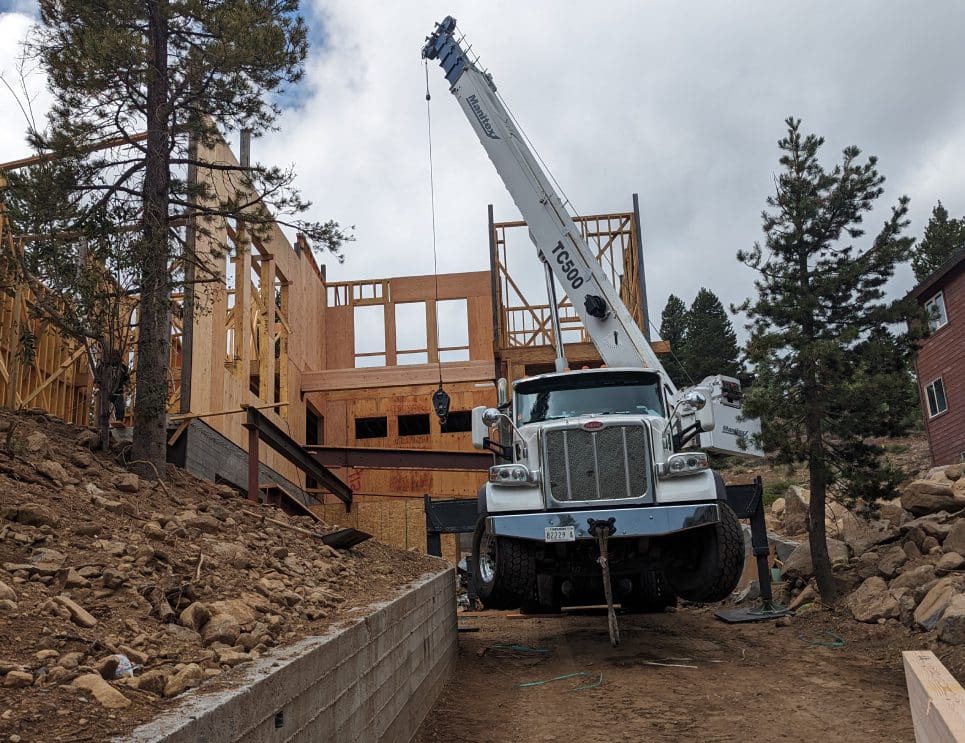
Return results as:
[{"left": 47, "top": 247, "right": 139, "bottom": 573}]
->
[
  {"left": 722, "top": 425, "right": 748, "bottom": 439},
  {"left": 467, "top": 94, "right": 500, "bottom": 140}
]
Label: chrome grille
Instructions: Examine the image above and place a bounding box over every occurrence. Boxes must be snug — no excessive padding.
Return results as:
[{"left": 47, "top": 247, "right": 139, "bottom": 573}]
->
[{"left": 544, "top": 425, "right": 650, "bottom": 502}]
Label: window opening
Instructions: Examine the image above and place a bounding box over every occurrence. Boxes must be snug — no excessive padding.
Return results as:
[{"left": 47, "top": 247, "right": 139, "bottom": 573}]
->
[
  {"left": 925, "top": 292, "right": 948, "bottom": 332},
  {"left": 436, "top": 298, "right": 470, "bottom": 362},
  {"left": 398, "top": 414, "right": 430, "bottom": 436},
  {"left": 355, "top": 416, "right": 387, "bottom": 439},
  {"left": 441, "top": 410, "right": 472, "bottom": 433},
  {"left": 354, "top": 305, "right": 386, "bottom": 367}
]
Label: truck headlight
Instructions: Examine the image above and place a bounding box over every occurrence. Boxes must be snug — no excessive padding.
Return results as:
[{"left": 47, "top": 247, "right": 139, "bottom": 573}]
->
[
  {"left": 488, "top": 464, "right": 538, "bottom": 485},
  {"left": 660, "top": 452, "right": 709, "bottom": 478}
]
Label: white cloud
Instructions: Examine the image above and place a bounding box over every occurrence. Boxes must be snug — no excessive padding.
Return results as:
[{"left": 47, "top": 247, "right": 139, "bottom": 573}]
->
[
  {"left": 0, "top": 11, "right": 47, "bottom": 160},
  {"left": 2, "top": 2, "right": 965, "bottom": 344}
]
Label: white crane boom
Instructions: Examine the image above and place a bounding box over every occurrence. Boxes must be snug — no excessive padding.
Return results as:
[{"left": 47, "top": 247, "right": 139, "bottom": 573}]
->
[{"left": 422, "top": 16, "right": 677, "bottom": 395}]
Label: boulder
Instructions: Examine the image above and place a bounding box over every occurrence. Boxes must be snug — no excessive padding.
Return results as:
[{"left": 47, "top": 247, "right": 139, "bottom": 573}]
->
[
  {"left": 854, "top": 551, "right": 880, "bottom": 580},
  {"left": 0, "top": 581, "right": 16, "bottom": 603},
  {"left": 891, "top": 564, "right": 937, "bottom": 591},
  {"left": 833, "top": 511, "right": 897, "bottom": 555},
  {"left": 3, "top": 670, "right": 33, "bottom": 688},
  {"left": 211, "top": 541, "right": 252, "bottom": 569},
  {"left": 72, "top": 674, "right": 130, "bottom": 709},
  {"left": 36, "top": 459, "right": 69, "bottom": 483},
  {"left": 183, "top": 514, "right": 221, "bottom": 534},
  {"left": 2, "top": 502, "right": 58, "bottom": 528},
  {"left": 939, "top": 594, "right": 965, "bottom": 644},
  {"left": 877, "top": 544, "right": 908, "bottom": 579},
  {"left": 201, "top": 614, "right": 241, "bottom": 646},
  {"left": 135, "top": 669, "right": 170, "bottom": 696},
  {"left": 115, "top": 473, "right": 140, "bottom": 493},
  {"left": 771, "top": 497, "right": 786, "bottom": 517},
  {"left": 24, "top": 431, "right": 48, "bottom": 452},
  {"left": 938, "top": 553, "right": 965, "bottom": 573},
  {"left": 783, "top": 488, "right": 809, "bottom": 536},
  {"left": 163, "top": 663, "right": 203, "bottom": 698},
  {"left": 946, "top": 464, "right": 964, "bottom": 482},
  {"left": 179, "top": 601, "right": 211, "bottom": 632},
  {"left": 955, "top": 479, "right": 965, "bottom": 501},
  {"left": 781, "top": 538, "right": 849, "bottom": 580},
  {"left": 53, "top": 595, "right": 98, "bottom": 628},
  {"left": 945, "top": 522, "right": 965, "bottom": 556},
  {"left": 879, "top": 503, "right": 909, "bottom": 528},
  {"left": 902, "top": 513, "right": 954, "bottom": 542},
  {"left": 768, "top": 533, "right": 800, "bottom": 563},
  {"left": 850, "top": 576, "right": 900, "bottom": 623},
  {"left": 901, "top": 481, "right": 956, "bottom": 515},
  {"left": 208, "top": 598, "right": 259, "bottom": 625},
  {"left": 904, "top": 541, "right": 923, "bottom": 560},
  {"left": 914, "top": 576, "right": 963, "bottom": 630},
  {"left": 215, "top": 649, "right": 252, "bottom": 667}
]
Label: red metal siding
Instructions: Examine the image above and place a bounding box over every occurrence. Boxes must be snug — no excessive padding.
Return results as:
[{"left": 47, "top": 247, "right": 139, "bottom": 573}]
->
[{"left": 916, "top": 264, "right": 965, "bottom": 466}]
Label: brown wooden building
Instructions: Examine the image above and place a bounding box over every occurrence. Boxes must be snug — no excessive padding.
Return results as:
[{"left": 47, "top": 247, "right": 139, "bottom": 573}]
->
[
  {"left": 909, "top": 249, "right": 965, "bottom": 466},
  {"left": 1, "top": 133, "right": 665, "bottom": 564}
]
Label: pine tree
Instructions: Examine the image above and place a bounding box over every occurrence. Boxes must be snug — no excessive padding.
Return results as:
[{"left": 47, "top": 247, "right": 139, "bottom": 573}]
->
[
  {"left": 736, "top": 118, "right": 915, "bottom": 603},
  {"left": 11, "top": 0, "right": 352, "bottom": 475},
  {"left": 658, "top": 294, "right": 690, "bottom": 387},
  {"left": 680, "top": 288, "right": 741, "bottom": 383},
  {"left": 912, "top": 201, "right": 965, "bottom": 281}
]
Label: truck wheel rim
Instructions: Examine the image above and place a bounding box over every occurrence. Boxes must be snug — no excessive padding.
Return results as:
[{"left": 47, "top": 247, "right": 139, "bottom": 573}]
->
[{"left": 479, "top": 532, "right": 497, "bottom": 584}]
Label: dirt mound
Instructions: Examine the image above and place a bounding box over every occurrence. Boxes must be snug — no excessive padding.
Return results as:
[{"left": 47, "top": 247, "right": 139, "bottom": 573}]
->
[{"left": 0, "top": 409, "right": 440, "bottom": 742}]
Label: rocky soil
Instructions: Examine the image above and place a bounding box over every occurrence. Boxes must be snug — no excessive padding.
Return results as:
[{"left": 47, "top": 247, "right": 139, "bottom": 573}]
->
[
  {"left": 742, "top": 459, "right": 965, "bottom": 675},
  {"left": 0, "top": 409, "right": 440, "bottom": 742}
]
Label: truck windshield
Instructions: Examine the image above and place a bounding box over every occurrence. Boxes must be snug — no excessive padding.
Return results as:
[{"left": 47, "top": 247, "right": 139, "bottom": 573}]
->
[{"left": 515, "top": 371, "right": 664, "bottom": 424}]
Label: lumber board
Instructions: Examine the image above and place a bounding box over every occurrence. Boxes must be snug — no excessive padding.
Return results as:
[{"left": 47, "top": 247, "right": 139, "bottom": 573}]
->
[
  {"left": 903, "top": 650, "right": 965, "bottom": 743},
  {"left": 300, "top": 360, "right": 493, "bottom": 392}
]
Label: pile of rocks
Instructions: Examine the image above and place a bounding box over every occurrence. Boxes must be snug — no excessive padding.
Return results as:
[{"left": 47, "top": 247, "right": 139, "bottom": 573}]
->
[
  {"left": 0, "top": 410, "right": 437, "bottom": 741},
  {"left": 765, "top": 464, "right": 965, "bottom": 645}
]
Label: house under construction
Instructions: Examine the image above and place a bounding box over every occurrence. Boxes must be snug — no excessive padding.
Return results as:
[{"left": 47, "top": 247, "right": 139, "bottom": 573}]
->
[{"left": 0, "top": 135, "right": 665, "bottom": 565}]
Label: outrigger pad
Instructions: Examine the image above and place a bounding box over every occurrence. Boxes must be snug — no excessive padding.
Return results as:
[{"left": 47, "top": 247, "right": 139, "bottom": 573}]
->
[
  {"left": 715, "top": 602, "right": 793, "bottom": 624},
  {"left": 322, "top": 528, "right": 372, "bottom": 550}
]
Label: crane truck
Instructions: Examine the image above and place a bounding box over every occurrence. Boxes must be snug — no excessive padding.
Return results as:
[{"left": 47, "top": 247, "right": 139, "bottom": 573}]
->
[{"left": 423, "top": 16, "right": 762, "bottom": 617}]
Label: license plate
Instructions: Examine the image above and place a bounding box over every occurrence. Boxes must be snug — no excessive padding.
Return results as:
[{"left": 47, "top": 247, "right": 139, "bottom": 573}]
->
[{"left": 545, "top": 525, "right": 576, "bottom": 543}]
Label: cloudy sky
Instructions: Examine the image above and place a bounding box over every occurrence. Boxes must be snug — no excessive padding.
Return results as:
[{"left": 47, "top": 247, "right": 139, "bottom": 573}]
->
[{"left": 2, "top": 0, "right": 964, "bottom": 345}]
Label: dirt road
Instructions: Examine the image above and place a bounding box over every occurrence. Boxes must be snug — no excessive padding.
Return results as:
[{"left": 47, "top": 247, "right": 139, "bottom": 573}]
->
[{"left": 416, "top": 606, "right": 918, "bottom": 742}]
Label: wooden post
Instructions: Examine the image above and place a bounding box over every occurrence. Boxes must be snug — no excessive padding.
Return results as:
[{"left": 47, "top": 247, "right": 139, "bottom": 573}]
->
[
  {"left": 5, "top": 289, "right": 23, "bottom": 410},
  {"left": 258, "top": 255, "right": 276, "bottom": 402},
  {"left": 903, "top": 650, "right": 965, "bottom": 743}
]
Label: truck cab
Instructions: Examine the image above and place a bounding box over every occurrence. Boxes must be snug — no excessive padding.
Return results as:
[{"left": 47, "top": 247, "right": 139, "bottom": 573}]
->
[{"left": 471, "top": 368, "right": 744, "bottom": 612}]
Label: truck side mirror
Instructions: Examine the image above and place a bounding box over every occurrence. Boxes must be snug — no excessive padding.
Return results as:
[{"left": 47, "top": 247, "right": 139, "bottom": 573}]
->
[
  {"left": 696, "top": 402, "right": 715, "bottom": 433},
  {"left": 471, "top": 406, "right": 490, "bottom": 449}
]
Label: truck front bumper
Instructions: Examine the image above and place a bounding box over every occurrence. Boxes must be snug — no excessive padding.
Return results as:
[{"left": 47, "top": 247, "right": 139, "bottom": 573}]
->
[{"left": 486, "top": 503, "right": 720, "bottom": 542}]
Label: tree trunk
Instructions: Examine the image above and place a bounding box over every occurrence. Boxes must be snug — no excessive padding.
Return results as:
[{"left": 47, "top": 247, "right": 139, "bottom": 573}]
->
[
  {"left": 807, "top": 439, "right": 837, "bottom": 604},
  {"left": 131, "top": 0, "right": 171, "bottom": 478}
]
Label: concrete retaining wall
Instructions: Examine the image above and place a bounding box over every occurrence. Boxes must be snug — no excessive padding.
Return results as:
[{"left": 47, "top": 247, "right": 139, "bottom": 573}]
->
[{"left": 122, "top": 569, "right": 455, "bottom": 743}]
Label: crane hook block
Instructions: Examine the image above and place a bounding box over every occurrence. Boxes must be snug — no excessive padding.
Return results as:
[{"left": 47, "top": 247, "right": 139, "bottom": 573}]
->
[
  {"left": 432, "top": 383, "right": 451, "bottom": 425},
  {"left": 584, "top": 294, "right": 609, "bottom": 320}
]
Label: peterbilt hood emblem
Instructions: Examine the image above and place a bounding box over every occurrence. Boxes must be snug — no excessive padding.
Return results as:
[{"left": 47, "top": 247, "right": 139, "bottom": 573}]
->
[{"left": 581, "top": 420, "right": 605, "bottom": 431}]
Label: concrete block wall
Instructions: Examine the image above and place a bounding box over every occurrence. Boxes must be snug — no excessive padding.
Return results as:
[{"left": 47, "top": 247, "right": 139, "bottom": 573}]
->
[{"left": 123, "top": 568, "right": 456, "bottom": 743}]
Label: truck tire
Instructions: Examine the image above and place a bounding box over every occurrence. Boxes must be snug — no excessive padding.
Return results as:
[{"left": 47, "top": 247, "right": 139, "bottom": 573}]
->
[
  {"left": 472, "top": 516, "right": 535, "bottom": 610},
  {"left": 666, "top": 502, "right": 744, "bottom": 603},
  {"left": 622, "top": 570, "right": 677, "bottom": 613}
]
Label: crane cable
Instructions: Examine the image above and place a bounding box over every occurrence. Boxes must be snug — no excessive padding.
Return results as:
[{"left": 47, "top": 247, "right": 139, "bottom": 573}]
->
[{"left": 425, "top": 61, "right": 450, "bottom": 425}]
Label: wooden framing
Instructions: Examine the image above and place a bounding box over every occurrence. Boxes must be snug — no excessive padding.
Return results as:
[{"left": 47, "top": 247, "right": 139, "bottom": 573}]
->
[
  {"left": 1, "top": 142, "right": 663, "bottom": 567},
  {"left": 490, "top": 205, "right": 659, "bottom": 383},
  {"left": 0, "top": 193, "right": 90, "bottom": 423}
]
